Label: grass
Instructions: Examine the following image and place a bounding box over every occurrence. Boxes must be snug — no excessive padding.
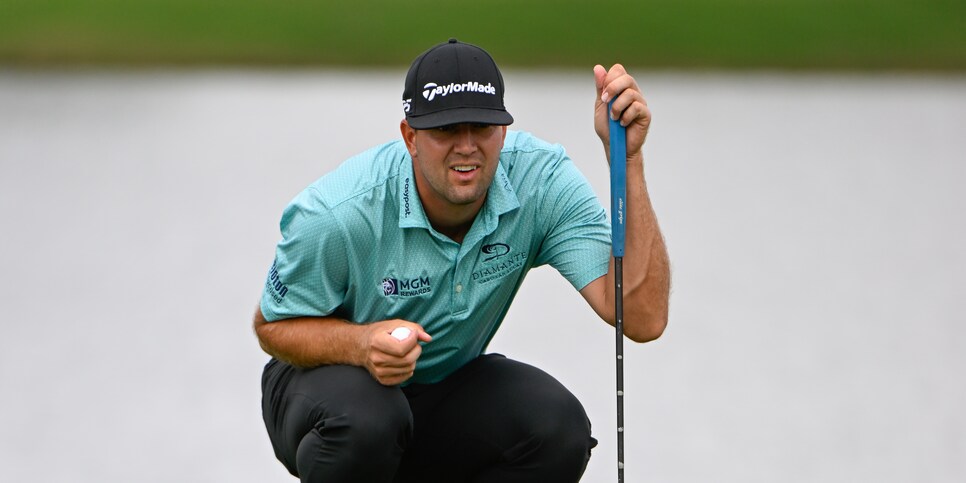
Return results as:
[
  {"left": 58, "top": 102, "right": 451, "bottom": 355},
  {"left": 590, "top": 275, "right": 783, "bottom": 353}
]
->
[{"left": 1, "top": 0, "right": 965, "bottom": 71}]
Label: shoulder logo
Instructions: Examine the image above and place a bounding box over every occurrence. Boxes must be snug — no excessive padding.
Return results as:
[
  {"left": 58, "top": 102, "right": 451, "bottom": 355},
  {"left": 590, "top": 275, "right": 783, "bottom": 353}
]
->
[
  {"left": 266, "top": 259, "right": 289, "bottom": 303},
  {"left": 481, "top": 243, "right": 510, "bottom": 262}
]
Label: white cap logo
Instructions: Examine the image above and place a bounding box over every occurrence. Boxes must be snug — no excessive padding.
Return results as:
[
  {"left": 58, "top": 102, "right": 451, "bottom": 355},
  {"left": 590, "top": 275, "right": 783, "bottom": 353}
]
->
[
  {"left": 421, "top": 81, "right": 496, "bottom": 102},
  {"left": 422, "top": 83, "right": 439, "bottom": 101}
]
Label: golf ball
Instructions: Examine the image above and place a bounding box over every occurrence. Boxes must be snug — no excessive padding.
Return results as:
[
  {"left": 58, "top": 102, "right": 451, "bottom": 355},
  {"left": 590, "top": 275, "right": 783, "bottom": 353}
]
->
[{"left": 390, "top": 327, "right": 411, "bottom": 341}]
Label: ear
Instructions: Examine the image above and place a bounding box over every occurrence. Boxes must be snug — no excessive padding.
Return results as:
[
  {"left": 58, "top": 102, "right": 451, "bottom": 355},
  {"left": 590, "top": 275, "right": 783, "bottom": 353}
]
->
[{"left": 400, "top": 120, "right": 418, "bottom": 158}]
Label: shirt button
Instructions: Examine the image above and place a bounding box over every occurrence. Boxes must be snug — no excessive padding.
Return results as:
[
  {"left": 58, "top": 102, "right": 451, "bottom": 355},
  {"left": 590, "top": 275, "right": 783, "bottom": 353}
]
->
[{"left": 455, "top": 284, "right": 463, "bottom": 293}]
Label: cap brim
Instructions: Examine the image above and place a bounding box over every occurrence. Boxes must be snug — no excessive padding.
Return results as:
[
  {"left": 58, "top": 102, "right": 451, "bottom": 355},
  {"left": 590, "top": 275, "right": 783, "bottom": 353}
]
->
[{"left": 406, "top": 107, "right": 513, "bottom": 129}]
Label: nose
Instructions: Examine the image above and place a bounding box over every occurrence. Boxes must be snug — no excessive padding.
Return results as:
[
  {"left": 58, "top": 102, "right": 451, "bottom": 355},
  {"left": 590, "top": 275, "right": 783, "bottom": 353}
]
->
[{"left": 453, "top": 124, "right": 478, "bottom": 155}]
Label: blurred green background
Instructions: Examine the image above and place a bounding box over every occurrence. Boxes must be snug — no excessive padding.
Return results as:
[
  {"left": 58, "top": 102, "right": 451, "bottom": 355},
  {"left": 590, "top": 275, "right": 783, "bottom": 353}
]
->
[{"left": 2, "top": 0, "right": 965, "bottom": 70}]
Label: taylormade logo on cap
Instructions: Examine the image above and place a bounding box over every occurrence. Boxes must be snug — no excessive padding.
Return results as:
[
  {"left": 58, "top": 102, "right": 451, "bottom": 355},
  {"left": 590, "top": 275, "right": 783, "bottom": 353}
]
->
[{"left": 422, "top": 81, "right": 497, "bottom": 101}]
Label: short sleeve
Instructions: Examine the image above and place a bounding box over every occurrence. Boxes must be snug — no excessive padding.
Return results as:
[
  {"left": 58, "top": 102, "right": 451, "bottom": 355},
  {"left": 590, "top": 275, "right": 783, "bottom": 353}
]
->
[
  {"left": 532, "top": 153, "right": 611, "bottom": 290},
  {"left": 260, "top": 186, "right": 349, "bottom": 321}
]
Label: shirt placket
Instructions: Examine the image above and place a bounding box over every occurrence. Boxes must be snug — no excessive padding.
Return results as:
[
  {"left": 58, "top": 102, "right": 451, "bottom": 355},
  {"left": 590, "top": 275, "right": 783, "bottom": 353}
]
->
[{"left": 451, "top": 249, "right": 470, "bottom": 315}]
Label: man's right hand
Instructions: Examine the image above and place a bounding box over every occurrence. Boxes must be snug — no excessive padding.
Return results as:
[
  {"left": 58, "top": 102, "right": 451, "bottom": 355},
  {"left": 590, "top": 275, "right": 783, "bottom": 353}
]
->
[
  {"left": 360, "top": 320, "right": 433, "bottom": 386},
  {"left": 253, "top": 308, "right": 432, "bottom": 386}
]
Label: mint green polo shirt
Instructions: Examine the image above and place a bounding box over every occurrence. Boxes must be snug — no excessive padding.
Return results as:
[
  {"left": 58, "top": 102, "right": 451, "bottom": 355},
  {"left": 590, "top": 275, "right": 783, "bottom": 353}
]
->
[{"left": 261, "top": 130, "right": 610, "bottom": 384}]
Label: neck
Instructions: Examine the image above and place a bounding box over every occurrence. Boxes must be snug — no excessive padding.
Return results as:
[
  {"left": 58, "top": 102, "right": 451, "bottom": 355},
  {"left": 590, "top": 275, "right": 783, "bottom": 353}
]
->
[
  {"left": 425, "top": 201, "right": 483, "bottom": 244},
  {"left": 433, "top": 220, "right": 473, "bottom": 244}
]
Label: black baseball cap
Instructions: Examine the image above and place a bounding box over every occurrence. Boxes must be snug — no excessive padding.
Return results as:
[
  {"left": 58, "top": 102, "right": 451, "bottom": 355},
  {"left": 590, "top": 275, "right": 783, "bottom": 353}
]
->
[{"left": 402, "top": 39, "right": 514, "bottom": 129}]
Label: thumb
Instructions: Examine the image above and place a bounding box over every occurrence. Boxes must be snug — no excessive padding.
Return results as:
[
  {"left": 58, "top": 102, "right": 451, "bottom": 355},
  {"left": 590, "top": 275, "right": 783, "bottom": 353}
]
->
[{"left": 593, "top": 64, "right": 607, "bottom": 102}]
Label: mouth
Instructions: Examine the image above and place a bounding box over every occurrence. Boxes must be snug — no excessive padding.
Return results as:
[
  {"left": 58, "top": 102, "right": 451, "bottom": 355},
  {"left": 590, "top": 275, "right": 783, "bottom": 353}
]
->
[{"left": 451, "top": 165, "right": 479, "bottom": 173}]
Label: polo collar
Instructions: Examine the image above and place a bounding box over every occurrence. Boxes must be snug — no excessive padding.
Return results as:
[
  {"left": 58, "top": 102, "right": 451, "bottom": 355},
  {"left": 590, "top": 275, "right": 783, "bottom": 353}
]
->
[
  {"left": 397, "top": 156, "right": 428, "bottom": 229},
  {"left": 396, "top": 155, "right": 521, "bottom": 237}
]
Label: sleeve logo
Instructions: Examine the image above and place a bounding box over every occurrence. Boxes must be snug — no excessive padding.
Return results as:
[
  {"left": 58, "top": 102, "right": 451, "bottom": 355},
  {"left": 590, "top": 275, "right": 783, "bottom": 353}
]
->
[{"left": 266, "top": 260, "right": 289, "bottom": 303}]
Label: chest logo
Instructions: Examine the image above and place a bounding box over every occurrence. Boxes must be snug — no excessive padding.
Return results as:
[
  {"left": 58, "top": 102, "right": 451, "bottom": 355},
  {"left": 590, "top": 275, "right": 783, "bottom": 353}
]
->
[
  {"left": 473, "top": 246, "right": 528, "bottom": 285},
  {"left": 481, "top": 243, "right": 510, "bottom": 262},
  {"left": 382, "top": 276, "right": 433, "bottom": 297}
]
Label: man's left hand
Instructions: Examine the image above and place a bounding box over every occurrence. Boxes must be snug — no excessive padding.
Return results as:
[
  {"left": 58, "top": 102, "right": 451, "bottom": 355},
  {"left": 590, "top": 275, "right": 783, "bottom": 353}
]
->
[{"left": 593, "top": 64, "right": 651, "bottom": 162}]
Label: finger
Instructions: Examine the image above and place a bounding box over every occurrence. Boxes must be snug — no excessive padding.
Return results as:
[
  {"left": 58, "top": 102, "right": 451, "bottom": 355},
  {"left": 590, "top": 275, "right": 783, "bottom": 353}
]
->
[
  {"left": 378, "top": 370, "right": 414, "bottom": 386},
  {"left": 375, "top": 357, "right": 415, "bottom": 374},
  {"left": 624, "top": 102, "right": 650, "bottom": 129},
  {"left": 372, "top": 358, "right": 418, "bottom": 385},
  {"left": 375, "top": 325, "right": 423, "bottom": 354},
  {"left": 388, "top": 322, "right": 432, "bottom": 342},
  {"left": 392, "top": 322, "right": 432, "bottom": 341},
  {"left": 600, "top": 64, "right": 631, "bottom": 104},
  {"left": 612, "top": 95, "right": 649, "bottom": 127},
  {"left": 400, "top": 343, "right": 423, "bottom": 368},
  {"left": 372, "top": 341, "right": 423, "bottom": 368},
  {"left": 594, "top": 65, "right": 607, "bottom": 92},
  {"left": 604, "top": 80, "right": 639, "bottom": 110},
  {"left": 606, "top": 72, "right": 647, "bottom": 119},
  {"left": 373, "top": 336, "right": 412, "bottom": 357},
  {"left": 372, "top": 364, "right": 414, "bottom": 386},
  {"left": 593, "top": 64, "right": 607, "bottom": 103},
  {"left": 370, "top": 350, "right": 417, "bottom": 370}
]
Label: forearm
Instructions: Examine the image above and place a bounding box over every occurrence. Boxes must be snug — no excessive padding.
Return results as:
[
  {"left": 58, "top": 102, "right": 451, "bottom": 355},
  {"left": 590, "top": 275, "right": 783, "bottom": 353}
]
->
[
  {"left": 607, "top": 153, "right": 670, "bottom": 341},
  {"left": 254, "top": 310, "right": 367, "bottom": 368}
]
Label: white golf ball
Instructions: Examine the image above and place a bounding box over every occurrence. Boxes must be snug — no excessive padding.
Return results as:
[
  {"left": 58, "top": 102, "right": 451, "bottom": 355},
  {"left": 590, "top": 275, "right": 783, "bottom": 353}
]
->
[{"left": 390, "top": 327, "right": 412, "bottom": 341}]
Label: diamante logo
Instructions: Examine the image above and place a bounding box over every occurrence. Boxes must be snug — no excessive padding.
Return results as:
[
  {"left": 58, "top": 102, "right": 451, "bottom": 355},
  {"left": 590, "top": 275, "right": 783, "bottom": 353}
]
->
[
  {"left": 481, "top": 243, "right": 510, "bottom": 262},
  {"left": 472, "top": 250, "right": 528, "bottom": 285},
  {"left": 422, "top": 81, "right": 496, "bottom": 102}
]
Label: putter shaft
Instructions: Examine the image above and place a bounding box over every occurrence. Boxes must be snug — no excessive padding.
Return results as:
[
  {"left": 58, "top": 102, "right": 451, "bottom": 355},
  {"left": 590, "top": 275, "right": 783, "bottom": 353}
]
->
[{"left": 608, "top": 99, "right": 627, "bottom": 483}]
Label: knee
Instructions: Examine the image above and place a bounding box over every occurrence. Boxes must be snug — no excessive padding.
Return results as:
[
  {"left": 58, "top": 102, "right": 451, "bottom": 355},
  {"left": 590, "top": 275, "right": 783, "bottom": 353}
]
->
[
  {"left": 293, "top": 373, "right": 413, "bottom": 481},
  {"left": 492, "top": 359, "right": 596, "bottom": 459},
  {"left": 529, "top": 391, "right": 594, "bottom": 454},
  {"left": 315, "top": 376, "right": 413, "bottom": 452},
  {"left": 499, "top": 391, "right": 595, "bottom": 480},
  {"left": 340, "top": 395, "right": 413, "bottom": 451},
  {"left": 296, "top": 402, "right": 411, "bottom": 482}
]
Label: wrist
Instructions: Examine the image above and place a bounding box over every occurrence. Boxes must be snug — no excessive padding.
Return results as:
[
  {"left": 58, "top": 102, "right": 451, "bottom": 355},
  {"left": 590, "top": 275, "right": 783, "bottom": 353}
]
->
[
  {"left": 626, "top": 152, "right": 645, "bottom": 173},
  {"left": 351, "top": 323, "right": 374, "bottom": 367}
]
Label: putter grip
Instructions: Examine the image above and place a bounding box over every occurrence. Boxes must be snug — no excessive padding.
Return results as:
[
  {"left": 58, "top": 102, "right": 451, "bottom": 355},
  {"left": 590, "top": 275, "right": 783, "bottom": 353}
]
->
[{"left": 608, "top": 100, "right": 627, "bottom": 257}]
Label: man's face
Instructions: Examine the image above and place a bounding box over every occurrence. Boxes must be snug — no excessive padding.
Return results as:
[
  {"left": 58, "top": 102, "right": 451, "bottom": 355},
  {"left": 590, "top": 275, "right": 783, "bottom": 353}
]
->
[{"left": 401, "top": 121, "right": 508, "bottom": 220}]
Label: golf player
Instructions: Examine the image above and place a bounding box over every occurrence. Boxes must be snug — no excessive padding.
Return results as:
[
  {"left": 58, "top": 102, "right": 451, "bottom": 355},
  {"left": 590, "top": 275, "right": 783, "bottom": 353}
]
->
[{"left": 254, "top": 38, "right": 670, "bottom": 482}]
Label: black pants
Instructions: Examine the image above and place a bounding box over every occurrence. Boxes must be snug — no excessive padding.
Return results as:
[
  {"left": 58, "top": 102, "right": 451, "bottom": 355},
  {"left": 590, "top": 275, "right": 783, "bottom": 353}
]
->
[{"left": 261, "top": 354, "right": 597, "bottom": 483}]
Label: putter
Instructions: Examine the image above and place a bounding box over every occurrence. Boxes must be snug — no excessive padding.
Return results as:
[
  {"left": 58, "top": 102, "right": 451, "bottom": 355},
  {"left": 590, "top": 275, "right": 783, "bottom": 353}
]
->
[{"left": 608, "top": 99, "right": 627, "bottom": 482}]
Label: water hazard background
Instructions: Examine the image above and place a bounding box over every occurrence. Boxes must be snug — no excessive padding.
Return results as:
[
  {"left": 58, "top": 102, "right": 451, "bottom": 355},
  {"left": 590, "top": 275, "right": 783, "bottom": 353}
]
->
[{"left": 1, "top": 69, "right": 964, "bottom": 482}]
